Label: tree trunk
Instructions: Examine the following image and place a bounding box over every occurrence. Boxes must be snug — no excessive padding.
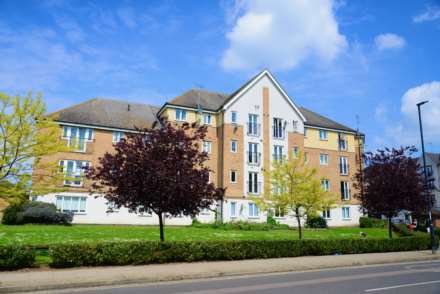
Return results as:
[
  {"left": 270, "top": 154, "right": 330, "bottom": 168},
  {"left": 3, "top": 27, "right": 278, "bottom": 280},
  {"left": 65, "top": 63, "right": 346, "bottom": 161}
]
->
[
  {"left": 388, "top": 216, "right": 392, "bottom": 239},
  {"left": 296, "top": 208, "right": 302, "bottom": 240},
  {"left": 158, "top": 212, "right": 165, "bottom": 242}
]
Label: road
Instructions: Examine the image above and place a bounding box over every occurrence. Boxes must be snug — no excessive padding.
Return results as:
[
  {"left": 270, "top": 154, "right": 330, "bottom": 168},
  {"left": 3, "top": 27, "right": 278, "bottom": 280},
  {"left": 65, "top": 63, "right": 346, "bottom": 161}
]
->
[{"left": 49, "top": 260, "right": 440, "bottom": 294}]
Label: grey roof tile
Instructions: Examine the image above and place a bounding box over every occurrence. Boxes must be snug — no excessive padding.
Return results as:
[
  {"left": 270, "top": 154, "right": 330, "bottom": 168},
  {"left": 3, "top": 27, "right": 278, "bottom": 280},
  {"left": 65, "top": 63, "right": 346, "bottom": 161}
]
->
[
  {"left": 167, "top": 89, "right": 230, "bottom": 111},
  {"left": 299, "top": 107, "right": 357, "bottom": 133},
  {"left": 50, "top": 98, "right": 160, "bottom": 130}
]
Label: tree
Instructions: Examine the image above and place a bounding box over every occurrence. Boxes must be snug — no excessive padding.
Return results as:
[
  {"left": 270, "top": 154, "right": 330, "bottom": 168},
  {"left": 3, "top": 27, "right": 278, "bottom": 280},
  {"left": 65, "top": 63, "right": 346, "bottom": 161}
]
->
[
  {"left": 254, "top": 152, "right": 336, "bottom": 239},
  {"left": 354, "top": 146, "right": 432, "bottom": 238},
  {"left": 87, "top": 121, "right": 225, "bottom": 242},
  {"left": 0, "top": 92, "right": 67, "bottom": 202}
]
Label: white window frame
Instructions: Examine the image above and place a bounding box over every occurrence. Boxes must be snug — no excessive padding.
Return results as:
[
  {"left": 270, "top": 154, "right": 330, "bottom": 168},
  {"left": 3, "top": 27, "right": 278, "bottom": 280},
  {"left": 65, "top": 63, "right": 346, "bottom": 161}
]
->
[
  {"left": 321, "top": 179, "right": 330, "bottom": 192},
  {"left": 248, "top": 203, "right": 259, "bottom": 218},
  {"left": 230, "top": 140, "right": 237, "bottom": 153},
  {"left": 248, "top": 172, "right": 260, "bottom": 195},
  {"left": 59, "top": 160, "right": 90, "bottom": 187},
  {"left": 231, "top": 111, "right": 237, "bottom": 124},
  {"left": 106, "top": 201, "right": 120, "bottom": 212},
  {"left": 338, "top": 133, "right": 348, "bottom": 151},
  {"left": 319, "top": 130, "right": 328, "bottom": 141},
  {"left": 341, "top": 181, "right": 351, "bottom": 200},
  {"left": 203, "top": 113, "right": 212, "bottom": 125},
  {"left": 203, "top": 141, "right": 212, "bottom": 154},
  {"left": 230, "top": 201, "right": 237, "bottom": 218},
  {"left": 320, "top": 154, "right": 329, "bottom": 165},
  {"left": 339, "top": 156, "right": 349, "bottom": 175},
  {"left": 62, "top": 126, "right": 93, "bottom": 152},
  {"left": 56, "top": 195, "right": 87, "bottom": 214},
  {"left": 292, "top": 146, "right": 299, "bottom": 158},
  {"left": 230, "top": 170, "right": 237, "bottom": 183},
  {"left": 322, "top": 209, "right": 331, "bottom": 219},
  {"left": 273, "top": 145, "right": 283, "bottom": 161},
  {"left": 342, "top": 207, "right": 351, "bottom": 219},
  {"left": 112, "top": 131, "right": 124, "bottom": 143},
  {"left": 176, "top": 109, "right": 187, "bottom": 121},
  {"left": 273, "top": 117, "right": 284, "bottom": 139}
]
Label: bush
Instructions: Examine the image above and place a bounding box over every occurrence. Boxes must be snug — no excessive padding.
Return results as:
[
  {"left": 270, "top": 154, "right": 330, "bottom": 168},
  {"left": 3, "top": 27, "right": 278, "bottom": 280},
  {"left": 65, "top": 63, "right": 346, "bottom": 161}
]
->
[
  {"left": 0, "top": 245, "right": 35, "bottom": 270},
  {"left": 359, "top": 217, "right": 387, "bottom": 228},
  {"left": 1, "top": 201, "right": 72, "bottom": 225},
  {"left": 1, "top": 203, "right": 25, "bottom": 225},
  {"left": 392, "top": 223, "right": 414, "bottom": 237},
  {"left": 306, "top": 216, "right": 327, "bottom": 229},
  {"left": 49, "top": 236, "right": 433, "bottom": 268},
  {"left": 191, "top": 220, "right": 290, "bottom": 231}
]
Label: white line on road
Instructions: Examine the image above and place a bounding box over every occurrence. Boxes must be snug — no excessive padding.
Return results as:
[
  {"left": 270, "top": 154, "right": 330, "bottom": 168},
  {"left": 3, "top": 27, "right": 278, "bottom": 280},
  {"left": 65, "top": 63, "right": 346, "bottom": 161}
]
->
[{"left": 365, "top": 280, "right": 440, "bottom": 292}]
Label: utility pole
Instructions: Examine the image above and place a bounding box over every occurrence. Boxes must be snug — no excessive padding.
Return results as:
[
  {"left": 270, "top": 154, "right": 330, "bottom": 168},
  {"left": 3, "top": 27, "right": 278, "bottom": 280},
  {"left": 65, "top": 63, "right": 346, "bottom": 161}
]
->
[{"left": 417, "top": 100, "right": 437, "bottom": 254}]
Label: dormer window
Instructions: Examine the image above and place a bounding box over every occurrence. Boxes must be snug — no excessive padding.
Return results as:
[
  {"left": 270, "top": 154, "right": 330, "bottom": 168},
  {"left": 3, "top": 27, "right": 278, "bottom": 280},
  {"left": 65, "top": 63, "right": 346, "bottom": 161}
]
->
[{"left": 176, "top": 109, "right": 186, "bottom": 121}]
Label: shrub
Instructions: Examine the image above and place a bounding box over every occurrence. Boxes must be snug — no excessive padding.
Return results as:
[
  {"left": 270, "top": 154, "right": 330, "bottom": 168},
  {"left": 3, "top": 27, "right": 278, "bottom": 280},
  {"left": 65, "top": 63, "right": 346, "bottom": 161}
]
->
[
  {"left": 306, "top": 216, "right": 327, "bottom": 229},
  {"left": 1, "top": 201, "right": 72, "bottom": 225},
  {"left": 49, "top": 236, "right": 433, "bottom": 268},
  {"left": 191, "top": 220, "right": 290, "bottom": 231},
  {"left": 0, "top": 245, "right": 35, "bottom": 270},
  {"left": 359, "top": 217, "right": 386, "bottom": 228},
  {"left": 266, "top": 215, "right": 277, "bottom": 226},
  {"left": 392, "top": 223, "right": 414, "bottom": 237}
]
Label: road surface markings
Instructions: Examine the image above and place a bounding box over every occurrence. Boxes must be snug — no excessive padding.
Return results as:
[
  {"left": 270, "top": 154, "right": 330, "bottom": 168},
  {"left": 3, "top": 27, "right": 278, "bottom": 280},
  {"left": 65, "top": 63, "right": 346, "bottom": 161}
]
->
[{"left": 365, "top": 280, "right": 440, "bottom": 292}]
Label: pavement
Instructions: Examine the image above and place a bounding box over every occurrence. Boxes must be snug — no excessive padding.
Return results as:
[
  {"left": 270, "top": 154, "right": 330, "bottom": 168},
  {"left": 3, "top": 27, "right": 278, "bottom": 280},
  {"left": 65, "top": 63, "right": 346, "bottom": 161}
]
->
[{"left": 0, "top": 250, "right": 439, "bottom": 293}]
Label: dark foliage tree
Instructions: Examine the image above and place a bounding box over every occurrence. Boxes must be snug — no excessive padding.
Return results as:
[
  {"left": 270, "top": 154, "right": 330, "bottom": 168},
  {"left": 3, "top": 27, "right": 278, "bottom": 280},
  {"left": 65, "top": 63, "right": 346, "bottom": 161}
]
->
[
  {"left": 354, "top": 146, "right": 433, "bottom": 238},
  {"left": 87, "top": 121, "right": 225, "bottom": 241}
]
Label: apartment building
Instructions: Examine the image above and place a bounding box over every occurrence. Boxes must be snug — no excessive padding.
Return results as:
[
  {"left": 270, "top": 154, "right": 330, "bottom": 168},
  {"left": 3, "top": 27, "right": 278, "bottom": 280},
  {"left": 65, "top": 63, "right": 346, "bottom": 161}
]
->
[
  {"left": 33, "top": 70, "right": 364, "bottom": 226},
  {"left": 420, "top": 153, "right": 440, "bottom": 227}
]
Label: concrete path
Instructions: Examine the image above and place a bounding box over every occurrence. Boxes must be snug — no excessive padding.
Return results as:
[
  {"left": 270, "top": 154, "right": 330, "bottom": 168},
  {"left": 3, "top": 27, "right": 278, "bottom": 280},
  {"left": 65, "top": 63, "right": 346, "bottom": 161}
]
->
[{"left": 0, "top": 251, "right": 439, "bottom": 293}]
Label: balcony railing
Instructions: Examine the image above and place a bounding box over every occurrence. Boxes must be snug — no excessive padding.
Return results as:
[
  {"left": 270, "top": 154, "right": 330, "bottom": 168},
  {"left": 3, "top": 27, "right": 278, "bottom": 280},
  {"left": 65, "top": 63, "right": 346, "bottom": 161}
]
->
[
  {"left": 64, "top": 173, "right": 84, "bottom": 187},
  {"left": 247, "top": 152, "right": 261, "bottom": 166},
  {"left": 247, "top": 181, "right": 262, "bottom": 195},
  {"left": 247, "top": 123, "right": 261, "bottom": 137},
  {"left": 272, "top": 154, "right": 286, "bottom": 162},
  {"left": 63, "top": 136, "right": 87, "bottom": 152},
  {"left": 338, "top": 140, "right": 348, "bottom": 151},
  {"left": 339, "top": 164, "right": 349, "bottom": 175},
  {"left": 272, "top": 126, "right": 285, "bottom": 139}
]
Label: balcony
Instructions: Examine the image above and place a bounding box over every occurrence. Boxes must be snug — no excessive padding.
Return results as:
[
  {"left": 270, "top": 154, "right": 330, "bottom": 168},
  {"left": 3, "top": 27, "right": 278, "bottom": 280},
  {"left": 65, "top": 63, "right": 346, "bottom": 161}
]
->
[
  {"left": 247, "top": 181, "right": 262, "bottom": 195},
  {"left": 63, "top": 136, "right": 88, "bottom": 152},
  {"left": 247, "top": 123, "right": 261, "bottom": 137},
  {"left": 339, "top": 163, "right": 349, "bottom": 176},
  {"left": 272, "top": 154, "right": 286, "bottom": 163},
  {"left": 247, "top": 152, "right": 261, "bottom": 166}
]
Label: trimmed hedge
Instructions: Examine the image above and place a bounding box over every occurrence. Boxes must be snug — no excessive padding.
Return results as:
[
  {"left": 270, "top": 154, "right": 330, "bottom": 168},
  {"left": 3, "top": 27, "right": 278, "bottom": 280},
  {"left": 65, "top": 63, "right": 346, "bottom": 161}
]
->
[
  {"left": 49, "top": 236, "right": 432, "bottom": 268},
  {"left": 192, "top": 220, "right": 290, "bottom": 231},
  {"left": 0, "top": 245, "right": 36, "bottom": 270}
]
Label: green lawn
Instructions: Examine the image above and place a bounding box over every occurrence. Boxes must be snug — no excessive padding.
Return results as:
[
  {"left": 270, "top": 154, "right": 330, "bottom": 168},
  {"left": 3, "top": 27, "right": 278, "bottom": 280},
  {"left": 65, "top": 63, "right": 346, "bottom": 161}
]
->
[{"left": 0, "top": 224, "right": 391, "bottom": 246}]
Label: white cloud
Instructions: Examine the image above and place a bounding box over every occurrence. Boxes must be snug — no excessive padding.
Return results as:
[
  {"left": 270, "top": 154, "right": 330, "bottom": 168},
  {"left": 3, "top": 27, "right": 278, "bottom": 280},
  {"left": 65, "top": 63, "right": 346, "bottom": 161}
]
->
[
  {"left": 413, "top": 6, "right": 440, "bottom": 23},
  {"left": 221, "top": 0, "right": 348, "bottom": 71},
  {"left": 401, "top": 81, "right": 440, "bottom": 133},
  {"left": 374, "top": 33, "right": 406, "bottom": 50},
  {"left": 374, "top": 103, "right": 388, "bottom": 122}
]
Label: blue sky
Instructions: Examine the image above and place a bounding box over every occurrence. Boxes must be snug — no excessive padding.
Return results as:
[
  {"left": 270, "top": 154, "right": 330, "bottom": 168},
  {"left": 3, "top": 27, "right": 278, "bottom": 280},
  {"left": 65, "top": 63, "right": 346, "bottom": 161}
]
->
[{"left": 1, "top": 0, "right": 439, "bottom": 152}]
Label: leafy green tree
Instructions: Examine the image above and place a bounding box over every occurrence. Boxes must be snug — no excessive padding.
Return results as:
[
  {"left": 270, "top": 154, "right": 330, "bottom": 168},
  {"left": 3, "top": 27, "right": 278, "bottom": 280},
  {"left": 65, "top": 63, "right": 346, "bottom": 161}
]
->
[
  {"left": 254, "top": 152, "right": 336, "bottom": 239},
  {"left": 0, "top": 92, "right": 67, "bottom": 203}
]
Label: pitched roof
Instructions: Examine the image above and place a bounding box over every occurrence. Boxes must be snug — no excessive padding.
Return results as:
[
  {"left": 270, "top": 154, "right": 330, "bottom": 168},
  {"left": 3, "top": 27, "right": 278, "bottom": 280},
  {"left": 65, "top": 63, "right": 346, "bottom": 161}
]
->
[
  {"left": 299, "top": 107, "right": 357, "bottom": 133},
  {"left": 167, "top": 89, "right": 229, "bottom": 111},
  {"left": 50, "top": 98, "right": 160, "bottom": 130}
]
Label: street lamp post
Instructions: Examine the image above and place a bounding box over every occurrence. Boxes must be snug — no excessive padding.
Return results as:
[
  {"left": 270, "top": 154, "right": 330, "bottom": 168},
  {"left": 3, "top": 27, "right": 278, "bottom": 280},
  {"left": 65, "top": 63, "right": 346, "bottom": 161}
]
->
[{"left": 417, "top": 100, "right": 437, "bottom": 254}]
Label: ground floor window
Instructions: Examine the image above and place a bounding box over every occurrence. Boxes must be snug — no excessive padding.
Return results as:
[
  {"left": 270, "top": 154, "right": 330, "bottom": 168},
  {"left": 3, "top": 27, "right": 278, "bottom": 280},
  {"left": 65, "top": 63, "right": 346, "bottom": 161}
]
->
[
  {"left": 230, "top": 201, "right": 237, "bottom": 217},
  {"left": 322, "top": 209, "right": 331, "bottom": 219},
  {"left": 56, "top": 196, "right": 86, "bottom": 213},
  {"left": 342, "top": 207, "right": 351, "bottom": 219},
  {"left": 248, "top": 203, "right": 259, "bottom": 218}
]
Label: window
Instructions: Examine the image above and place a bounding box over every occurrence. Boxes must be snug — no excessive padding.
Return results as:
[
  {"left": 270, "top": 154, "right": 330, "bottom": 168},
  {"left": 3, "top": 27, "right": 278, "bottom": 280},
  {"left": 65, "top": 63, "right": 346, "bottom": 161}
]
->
[
  {"left": 230, "top": 170, "right": 237, "bottom": 183},
  {"left": 59, "top": 160, "right": 90, "bottom": 186},
  {"left": 292, "top": 120, "right": 298, "bottom": 132},
  {"left": 112, "top": 131, "right": 124, "bottom": 143},
  {"left": 322, "top": 209, "right": 331, "bottom": 219},
  {"left": 273, "top": 145, "right": 283, "bottom": 162},
  {"left": 319, "top": 130, "right": 328, "bottom": 141},
  {"left": 321, "top": 179, "right": 330, "bottom": 192},
  {"left": 340, "top": 181, "right": 350, "bottom": 200},
  {"left": 248, "top": 143, "right": 260, "bottom": 165},
  {"left": 201, "top": 207, "right": 210, "bottom": 215},
  {"left": 339, "top": 156, "right": 349, "bottom": 175},
  {"left": 56, "top": 196, "right": 86, "bottom": 213},
  {"left": 342, "top": 207, "right": 351, "bottom": 219},
  {"left": 248, "top": 114, "right": 259, "bottom": 136},
  {"left": 273, "top": 206, "right": 286, "bottom": 218},
  {"left": 106, "top": 201, "right": 119, "bottom": 212},
  {"left": 248, "top": 172, "right": 260, "bottom": 195},
  {"left": 426, "top": 165, "right": 433, "bottom": 177},
  {"left": 338, "top": 133, "right": 347, "bottom": 151},
  {"left": 230, "top": 202, "right": 237, "bottom": 218},
  {"left": 292, "top": 146, "right": 299, "bottom": 158},
  {"left": 304, "top": 127, "right": 308, "bottom": 138},
  {"left": 203, "top": 141, "right": 212, "bottom": 154},
  {"left": 203, "top": 114, "right": 212, "bottom": 125},
  {"left": 176, "top": 109, "right": 187, "bottom": 121},
  {"left": 320, "top": 154, "right": 329, "bottom": 165},
  {"left": 273, "top": 118, "right": 284, "bottom": 139},
  {"left": 304, "top": 152, "right": 309, "bottom": 164},
  {"left": 62, "top": 126, "right": 93, "bottom": 152},
  {"left": 231, "top": 140, "right": 237, "bottom": 153},
  {"left": 231, "top": 111, "right": 237, "bottom": 124},
  {"left": 248, "top": 203, "right": 259, "bottom": 218}
]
